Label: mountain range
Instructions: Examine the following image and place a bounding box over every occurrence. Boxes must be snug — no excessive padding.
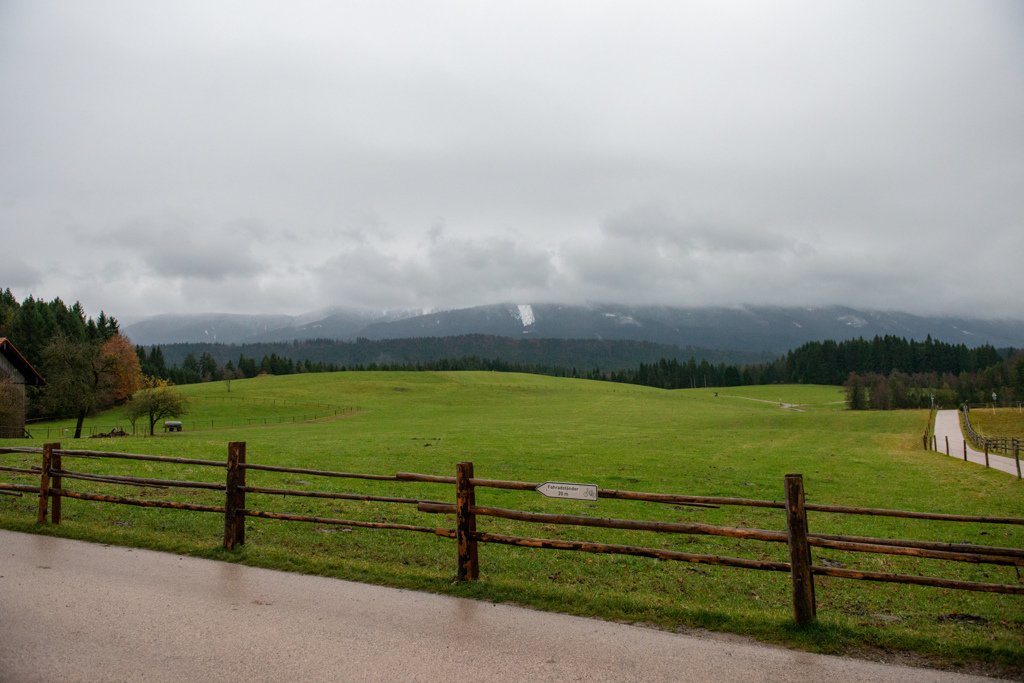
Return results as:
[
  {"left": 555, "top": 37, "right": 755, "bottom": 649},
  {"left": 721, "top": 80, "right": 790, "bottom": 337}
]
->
[{"left": 123, "top": 304, "right": 1024, "bottom": 353}]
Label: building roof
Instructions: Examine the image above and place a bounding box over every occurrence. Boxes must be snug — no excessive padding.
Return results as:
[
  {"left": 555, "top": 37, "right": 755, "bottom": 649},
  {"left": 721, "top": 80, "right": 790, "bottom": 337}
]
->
[{"left": 0, "top": 338, "right": 46, "bottom": 386}]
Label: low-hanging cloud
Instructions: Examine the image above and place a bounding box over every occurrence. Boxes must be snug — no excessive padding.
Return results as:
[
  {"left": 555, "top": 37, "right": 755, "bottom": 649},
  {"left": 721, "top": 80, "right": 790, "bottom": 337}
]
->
[
  {"left": 315, "top": 232, "right": 555, "bottom": 309},
  {"left": 1, "top": 1, "right": 1022, "bottom": 319}
]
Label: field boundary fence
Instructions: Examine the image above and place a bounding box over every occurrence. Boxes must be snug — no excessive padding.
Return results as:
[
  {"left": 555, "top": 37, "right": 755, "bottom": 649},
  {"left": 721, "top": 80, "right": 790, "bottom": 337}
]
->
[
  {"left": 3, "top": 443, "right": 1024, "bottom": 625},
  {"left": 960, "top": 404, "right": 1022, "bottom": 477},
  {"left": 21, "top": 404, "right": 361, "bottom": 439}
]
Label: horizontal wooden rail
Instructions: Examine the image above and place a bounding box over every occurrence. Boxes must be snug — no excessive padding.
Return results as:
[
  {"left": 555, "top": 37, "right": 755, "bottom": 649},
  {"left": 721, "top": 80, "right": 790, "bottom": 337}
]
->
[
  {"left": 419, "top": 501, "right": 788, "bottom": 543},
  {"left": 51, "top": 470, "right": 227, "bottom": 491},
  {"left": 49, "top": 488, "right": 225, "bottom": 513},
  {"left": 9, "top": 445, "right": 1024, "bottom": 626},
  {"left": 0, "top": 447, "right": 44, "bottom": 455},
  {"left": 470, "top": 531, "right": 792, "bottom": 572},
  {"left": 242, "top": 485, "right": 445, "bottom": 506},
  {"left": 54, "top": 449, "right": 226, "bottom": 468},
  {"left": 238, "top": 508, "right": 456, "bottom": 537},
  {"left": 399, "top": 472, "right": 767, "bottom": 508},
  {"left": 808, "top": 536, "right": 1024, "bottom": 567},
  {"left": 805, "top": 503, "right": 1024, "bottom": 525},
  {"left": 809, "top": 532, "right": 1024, "bottom": 559},
  {"left": 241, "top": 463, "right": 397, "bottom": 481},
  {"left": 597, "top": 490, "right": 766, "bottom": 508},
  {"left": 0, "top": 482, "right": 39, "bottom": 494},
  {"left": 812, "top": 565, "right": 1024, "bottom": 595},
  {"left": 396, "top": 472, "right": 455, "bottom": 484},
  {"left": 0, "top": 465, "right": 40, "bottom": 475},
  {"left": 419, "top": 502, "right": 1024, "bottom": 568}
]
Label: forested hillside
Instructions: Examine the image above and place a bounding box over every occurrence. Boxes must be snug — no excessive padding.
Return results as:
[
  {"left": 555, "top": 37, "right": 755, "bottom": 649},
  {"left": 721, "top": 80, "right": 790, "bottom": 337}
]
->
[{"left": 0, "top": 289, "right": 140, "bottom": 435}]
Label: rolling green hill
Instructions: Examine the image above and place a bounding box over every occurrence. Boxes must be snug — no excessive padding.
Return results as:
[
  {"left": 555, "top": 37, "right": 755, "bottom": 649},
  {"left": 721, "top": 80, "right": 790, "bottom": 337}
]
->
[{"left": 2, "top": 372, "right": 1022, "bottom": 673}]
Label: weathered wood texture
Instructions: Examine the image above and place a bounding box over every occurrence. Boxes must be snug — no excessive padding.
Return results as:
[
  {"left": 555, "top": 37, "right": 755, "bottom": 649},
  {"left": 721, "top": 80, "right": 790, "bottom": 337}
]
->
[
  {"left": 812, "top": 565, "right": 1024, "bottom": 595},
  {"left": 399, "top": 472, "right": 750, "bottom": 509},
  {"left": 0, "top": 465, "right": 40, "bottom": 474},
  {"left": 51, "top": 445, "right": 62, "bottom": 525},
  {"left": 242, "top": 486, "right": 448, "bottom": 506},
  {"left": 36, "top": 443, "right": 52, "bottom": 524},
  {"left": 470, "top": 531, "right": 792, "bottom": 572},
  {"left": 804, "top": 504, "right": 1024, "bottom": 525},
  {"left": 52, "top": 470, "right": 225, "bottom": 490},
  {"left": 0, "top": 447, "right": 44, "bottom": 455},
  {"left": 50, "top": 488, "right": 225, "bottom": 513},
  {"left": 785, "top": 474, "right": 816, "bottom": 624},
  {"left": 419, "top": 501, "right": 789, "bottom": 543},
  {"left": 223, "top": 442, "right": 246, "bottom": 549},
  {"left": 53, "top": 449, "right": 226, "bottom": 468},
  {"left": 455, "top": 462, "right": 479, "bottom": 581},
  {"left": 808, "top": 533, "right": 1024, "bottom": 560},
  {"left": 416, "top": 502, "right": 1024, "bottom": 568},
  {"left": 238, "top": 508, "right": 455, "bottom": 537},
  {"left": 242, "top": 463, "right": 397, "bottom": 481},
  {"left": 808, "top": 536, "right": 1024, "bottom": 567},
  {"left": 0, "top": 482, "right": 41, "bottom": 493},
  {"left": 9, "top": 446, "right": 1024, "bottom": 623}
]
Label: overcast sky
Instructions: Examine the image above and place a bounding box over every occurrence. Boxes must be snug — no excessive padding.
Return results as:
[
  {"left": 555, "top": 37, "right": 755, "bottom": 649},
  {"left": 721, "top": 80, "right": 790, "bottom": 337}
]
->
[{"left": 2, "top": 1, "right": 1023, "bottom": 322}]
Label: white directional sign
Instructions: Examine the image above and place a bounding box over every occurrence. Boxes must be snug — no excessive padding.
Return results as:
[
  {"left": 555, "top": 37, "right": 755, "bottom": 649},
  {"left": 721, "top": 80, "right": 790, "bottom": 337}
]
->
[{"left": 535, "top": 481, "right": 598, "bottom": 501}]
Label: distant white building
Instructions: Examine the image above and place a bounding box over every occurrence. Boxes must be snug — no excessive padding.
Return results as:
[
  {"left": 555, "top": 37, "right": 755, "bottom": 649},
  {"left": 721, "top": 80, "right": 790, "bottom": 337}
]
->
[{"left": 0, "top": 338, "right": 46, "bottom": 438}]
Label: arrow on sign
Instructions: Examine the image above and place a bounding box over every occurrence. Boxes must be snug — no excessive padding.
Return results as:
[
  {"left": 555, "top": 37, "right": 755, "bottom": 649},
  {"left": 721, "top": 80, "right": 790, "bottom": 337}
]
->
[{"left": 535, "top": 481, "right": 598, "bottom": 501}]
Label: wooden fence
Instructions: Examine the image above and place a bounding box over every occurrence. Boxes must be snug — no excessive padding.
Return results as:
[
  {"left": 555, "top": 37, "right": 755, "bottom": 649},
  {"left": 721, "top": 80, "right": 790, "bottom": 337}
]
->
[
  {"left": 3, "top": 443, "right": 1024, "bottom": 625},
  {"left": 19, "top": 405, "right": 360, "bottom": 440},
  {"left": 960, "top": 404, "right": 1023, "bottom": 478}
]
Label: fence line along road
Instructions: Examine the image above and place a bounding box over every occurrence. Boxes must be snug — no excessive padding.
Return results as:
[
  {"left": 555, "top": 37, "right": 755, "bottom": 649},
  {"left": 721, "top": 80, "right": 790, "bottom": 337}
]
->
[
  {"left": 931, "top": 409, "right": 1022, "bottom": 478},
  {"left": 2, "top": 442, "right": 1024, "bottom": 627}
]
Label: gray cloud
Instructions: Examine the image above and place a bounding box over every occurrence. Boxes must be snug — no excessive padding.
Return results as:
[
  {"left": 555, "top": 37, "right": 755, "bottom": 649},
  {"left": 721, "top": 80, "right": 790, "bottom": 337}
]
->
[
  {"left": 2, "top": 258, "right": 41, "bottom": 288},
  {"left": 315, "top": 233, "right": 555, "bottom": 309},
  {"left": 1, "top": 1, "right": 1022, "bottom": 319}
]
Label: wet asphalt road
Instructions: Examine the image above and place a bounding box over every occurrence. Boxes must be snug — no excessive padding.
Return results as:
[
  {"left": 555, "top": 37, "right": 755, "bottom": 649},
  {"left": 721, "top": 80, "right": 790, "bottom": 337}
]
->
[{"left": 0, "top": 530, "right": 998, "bottom": 682}]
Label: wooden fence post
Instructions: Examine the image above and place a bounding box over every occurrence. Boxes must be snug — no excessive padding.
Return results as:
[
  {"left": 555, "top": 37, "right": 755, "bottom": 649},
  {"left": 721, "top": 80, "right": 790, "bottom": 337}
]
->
[
  {"left": 784, "top": 474, "right": 815, "bottom": 625},
  {"left": 51, "top": 443, "right": 62, "bottom": 525},
  {"left": 224, "top": 442, "right": 246, "bottom": 549},
  {"left": 456, "top": 461, "right": 479, "bottom": 581},
  {"left": 922, "top": 435, "right": 928, "bottom": 450},
  {"left": 36, "top": 443, "right": 53, "bottom": 524},
  {"left": 945, "top": 436, "right": 949, "bottom": 456},
  {"left": 1015, "top": 441, "right": 1021, "bottom": 480},
  {"left": 963, "top": 440, "right": 967, "bottom": 461},
  {"left": 985, "top": 444, "right": 989, "bottom": 468}
]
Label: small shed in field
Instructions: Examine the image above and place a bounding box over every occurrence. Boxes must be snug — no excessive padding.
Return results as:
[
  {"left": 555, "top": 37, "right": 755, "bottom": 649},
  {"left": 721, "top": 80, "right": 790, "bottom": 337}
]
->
[{"left": 0, "top": 338, "right": 46, "bottom": 438}]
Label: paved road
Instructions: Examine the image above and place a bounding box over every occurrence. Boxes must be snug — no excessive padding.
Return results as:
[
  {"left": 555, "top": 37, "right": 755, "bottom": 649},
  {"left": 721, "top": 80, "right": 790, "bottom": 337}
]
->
[
  {"left": 0, "top": 530, "right": 997, "bottom": 682},
  {"left": 933, "top": 409, "right": 1021, "bottom": 477}
]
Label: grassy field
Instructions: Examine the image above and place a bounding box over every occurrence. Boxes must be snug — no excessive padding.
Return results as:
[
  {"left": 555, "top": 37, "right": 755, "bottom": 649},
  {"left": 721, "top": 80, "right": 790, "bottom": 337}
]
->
[
  {"left": 2, "top": 372, "right": 1023, "bottom": 674},
  {"left": 969, "top": 407, "right": 1024, "bottom": 440}
]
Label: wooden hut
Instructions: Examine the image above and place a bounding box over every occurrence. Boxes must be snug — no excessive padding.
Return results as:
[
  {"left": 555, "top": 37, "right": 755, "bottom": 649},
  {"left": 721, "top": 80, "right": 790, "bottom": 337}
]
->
[{"left": 0, "top": 338, "right": 46, "bottom": 438}]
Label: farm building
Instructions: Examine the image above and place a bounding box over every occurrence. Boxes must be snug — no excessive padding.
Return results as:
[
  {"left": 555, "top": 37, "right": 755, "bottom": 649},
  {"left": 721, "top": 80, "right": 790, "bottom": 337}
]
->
[{"left": 0, "top": 338, "right": 46, "bottom": 438}]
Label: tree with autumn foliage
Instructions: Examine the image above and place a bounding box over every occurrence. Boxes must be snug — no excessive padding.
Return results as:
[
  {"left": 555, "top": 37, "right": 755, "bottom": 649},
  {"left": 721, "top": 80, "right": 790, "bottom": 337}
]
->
[
  {"left": 100, "top": 334, "right": 143, "bottom": 401},
  {"left": 42, "top": 333, "right": 142, "bottom": 439}
]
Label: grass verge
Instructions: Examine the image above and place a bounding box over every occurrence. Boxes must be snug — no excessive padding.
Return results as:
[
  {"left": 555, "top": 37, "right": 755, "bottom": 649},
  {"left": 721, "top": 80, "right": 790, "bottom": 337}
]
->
[{"left": 3, "top": 372, "right": 1023, "bottom": 676}]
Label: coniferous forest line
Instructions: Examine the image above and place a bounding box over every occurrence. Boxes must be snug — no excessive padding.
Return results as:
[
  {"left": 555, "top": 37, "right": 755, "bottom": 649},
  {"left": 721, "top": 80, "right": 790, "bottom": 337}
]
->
[
  {"left": 136, "top": 334, "right": 1023, "bottom": 409},
  {"left": 3, "top": 289, "right": 1023, "bottom": 421}
]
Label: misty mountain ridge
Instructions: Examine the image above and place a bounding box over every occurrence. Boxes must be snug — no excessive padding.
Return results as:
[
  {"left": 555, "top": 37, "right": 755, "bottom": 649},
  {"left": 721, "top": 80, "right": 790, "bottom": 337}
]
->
[{"left": 123, "top": 303, "right": 1024, "bottom": 353}]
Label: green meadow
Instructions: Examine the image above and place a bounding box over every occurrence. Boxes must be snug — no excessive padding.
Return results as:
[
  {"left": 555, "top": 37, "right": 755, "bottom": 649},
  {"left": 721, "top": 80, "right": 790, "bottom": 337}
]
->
[
  {"left": 2, "top": 371, "right": 1023, "bottom": 673},
  {"left": 969, "top": 408, "right": 1024, "bottom": 441}
]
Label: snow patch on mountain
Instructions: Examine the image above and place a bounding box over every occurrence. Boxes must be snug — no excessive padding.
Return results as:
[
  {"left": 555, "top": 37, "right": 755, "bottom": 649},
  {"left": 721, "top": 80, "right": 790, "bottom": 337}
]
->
[
  {"left": 838, "top": 314, "right": 867, "bottom": 327},
  {"left": 516, "top": 304, "right": 535, "bottom": 326}
]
